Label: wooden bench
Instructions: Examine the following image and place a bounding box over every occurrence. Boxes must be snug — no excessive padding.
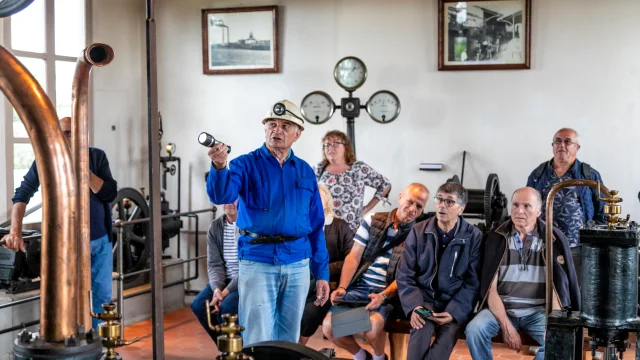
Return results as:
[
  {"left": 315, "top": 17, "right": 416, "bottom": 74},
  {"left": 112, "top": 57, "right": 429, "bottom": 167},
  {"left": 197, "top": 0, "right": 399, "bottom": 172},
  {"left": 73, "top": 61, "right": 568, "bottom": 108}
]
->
[{"left": 383, "top": 313, "right": 541, "bottom": 360}]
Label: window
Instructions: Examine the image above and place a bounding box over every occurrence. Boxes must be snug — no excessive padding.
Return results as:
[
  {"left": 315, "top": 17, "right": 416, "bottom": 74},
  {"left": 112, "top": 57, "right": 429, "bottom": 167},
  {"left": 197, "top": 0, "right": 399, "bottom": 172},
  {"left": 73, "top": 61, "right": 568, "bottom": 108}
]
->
[{"left": 5, "top": 0, "right": 89, "bottom": 222}]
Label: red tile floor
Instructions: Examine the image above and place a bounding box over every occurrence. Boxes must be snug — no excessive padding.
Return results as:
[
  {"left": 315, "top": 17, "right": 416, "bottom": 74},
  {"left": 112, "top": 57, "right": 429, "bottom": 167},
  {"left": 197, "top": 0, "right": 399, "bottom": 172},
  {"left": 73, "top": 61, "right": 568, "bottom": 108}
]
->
[{"left": 116, "top": 307, "right": 635, "bottom": 360}]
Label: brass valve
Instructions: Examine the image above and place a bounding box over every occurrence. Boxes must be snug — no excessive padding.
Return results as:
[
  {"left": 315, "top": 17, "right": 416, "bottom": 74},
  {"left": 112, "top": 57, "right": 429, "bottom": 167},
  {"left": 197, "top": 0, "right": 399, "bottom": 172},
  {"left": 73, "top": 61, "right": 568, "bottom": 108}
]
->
[
  {"left": 598, "top": 182, "right": 631, "bottom": 229},
  {"left": 205, "top": 301, "right": 253, "bottom": 360},
  {"left": 90, "top": 302, "right": 122, "bottom": 360}
]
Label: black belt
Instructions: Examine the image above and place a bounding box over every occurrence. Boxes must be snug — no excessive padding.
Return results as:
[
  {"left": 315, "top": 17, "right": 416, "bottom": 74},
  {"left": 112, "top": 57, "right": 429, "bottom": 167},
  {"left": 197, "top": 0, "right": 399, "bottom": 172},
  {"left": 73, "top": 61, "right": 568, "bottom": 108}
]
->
[{"left": 239, "top": 229, "right": 300, "bottom": 245}]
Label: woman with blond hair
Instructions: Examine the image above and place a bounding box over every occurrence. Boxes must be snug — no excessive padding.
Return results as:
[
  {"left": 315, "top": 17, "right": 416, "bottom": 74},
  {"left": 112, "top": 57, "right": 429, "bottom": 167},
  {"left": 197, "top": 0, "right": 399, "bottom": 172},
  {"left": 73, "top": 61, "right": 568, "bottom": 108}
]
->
[
  {"left": 299, "top": 183, "right": 354, "bottom": 345},
  {"left": 316, "top": 130, "right": 391, "bottom": 232}
]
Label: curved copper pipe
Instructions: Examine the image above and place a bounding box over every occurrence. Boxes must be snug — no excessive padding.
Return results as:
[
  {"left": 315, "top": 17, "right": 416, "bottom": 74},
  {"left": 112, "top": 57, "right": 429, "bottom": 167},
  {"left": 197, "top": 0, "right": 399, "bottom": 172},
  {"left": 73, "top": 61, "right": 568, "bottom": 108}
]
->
[
  {"left": 0, "top": 46, "right": 77, "bottom": 341},
  {"left": 544, "top": 179, "right": 610, "bottom": 316},
  {"left": 72, "top": 43, "right": 115, "bottom": 330}
]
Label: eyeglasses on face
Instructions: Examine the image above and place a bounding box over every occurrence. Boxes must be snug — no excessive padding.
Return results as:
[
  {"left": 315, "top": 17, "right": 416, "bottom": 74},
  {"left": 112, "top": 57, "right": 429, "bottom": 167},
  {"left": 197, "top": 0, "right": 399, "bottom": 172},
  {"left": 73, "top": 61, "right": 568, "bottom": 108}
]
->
[
  {"left": 434, "top": 197, "right": 458, "bottom": 207},
  {"left": 323, "top": 142, "right": 344, "bottom": 149},
  {"left": 552, "top": 138, "right": 578, "bottom": 146}
]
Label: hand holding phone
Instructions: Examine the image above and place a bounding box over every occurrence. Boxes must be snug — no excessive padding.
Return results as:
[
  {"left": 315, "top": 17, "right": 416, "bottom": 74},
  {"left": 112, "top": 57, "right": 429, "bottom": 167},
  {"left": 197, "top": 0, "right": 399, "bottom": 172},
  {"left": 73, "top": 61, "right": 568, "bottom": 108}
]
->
[
  {"left": 410, "top": 306, "right": 432, "bottom": 329},
  {"left": 414, "top": 307, "right": 433, "bottom": 319}
]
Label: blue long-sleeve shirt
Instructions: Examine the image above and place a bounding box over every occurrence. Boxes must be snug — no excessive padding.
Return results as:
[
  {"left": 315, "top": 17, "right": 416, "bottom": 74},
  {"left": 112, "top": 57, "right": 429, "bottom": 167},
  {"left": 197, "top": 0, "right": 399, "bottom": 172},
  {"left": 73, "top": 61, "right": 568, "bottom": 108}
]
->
[
  {"left": 206, "top": 144, "right": 329, "bottom": 281},
  {"left": 12, "top": 147, "right": 118, "bottom": 240}
]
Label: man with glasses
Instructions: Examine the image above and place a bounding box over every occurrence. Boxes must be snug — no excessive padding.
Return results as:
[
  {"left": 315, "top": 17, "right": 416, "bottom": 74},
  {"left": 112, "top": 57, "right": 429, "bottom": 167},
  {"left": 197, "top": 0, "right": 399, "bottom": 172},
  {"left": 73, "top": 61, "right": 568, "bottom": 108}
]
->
[
  {"left": 526, "top": 128, "right": 605, "bottom": 287},
  {"left": 396, "top": 183, "right": 483, "bottom": 360},
  {"left": 206, "top": 100, "right": 330, "bottom": 345}
]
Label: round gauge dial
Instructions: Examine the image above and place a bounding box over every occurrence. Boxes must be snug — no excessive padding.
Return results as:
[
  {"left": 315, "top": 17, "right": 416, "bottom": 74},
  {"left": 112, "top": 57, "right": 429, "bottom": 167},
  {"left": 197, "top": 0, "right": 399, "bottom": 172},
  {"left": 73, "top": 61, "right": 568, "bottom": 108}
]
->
[
  {"left": 366, "top": 90, "right": 401, "bottom": 123},
  {"left": 333, "top": 56, "right": 367, "bottom": 91},
  {"left": 300, "top": 91, "right": 335, "bottom": 124}
]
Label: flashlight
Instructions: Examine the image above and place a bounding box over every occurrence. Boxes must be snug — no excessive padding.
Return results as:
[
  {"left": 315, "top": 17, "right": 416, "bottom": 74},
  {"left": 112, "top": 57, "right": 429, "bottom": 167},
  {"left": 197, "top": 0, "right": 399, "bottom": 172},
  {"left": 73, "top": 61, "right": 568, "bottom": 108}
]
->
[{"left": 198, "top": 132, "right": 231, "bottom": 154}]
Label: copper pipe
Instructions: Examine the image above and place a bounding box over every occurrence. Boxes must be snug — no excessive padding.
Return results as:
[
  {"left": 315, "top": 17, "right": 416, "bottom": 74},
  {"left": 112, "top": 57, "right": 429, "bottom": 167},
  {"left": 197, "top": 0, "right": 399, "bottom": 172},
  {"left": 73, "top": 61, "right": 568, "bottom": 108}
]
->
[
  {"left": 72, "top": 43, "right": 115, "bottom": 330},
  {"left": 0, "top": 46, "right": 77, "bottom": 341},
  {"left": 544, "top": 179, "right": 610, "bottom": 316}
]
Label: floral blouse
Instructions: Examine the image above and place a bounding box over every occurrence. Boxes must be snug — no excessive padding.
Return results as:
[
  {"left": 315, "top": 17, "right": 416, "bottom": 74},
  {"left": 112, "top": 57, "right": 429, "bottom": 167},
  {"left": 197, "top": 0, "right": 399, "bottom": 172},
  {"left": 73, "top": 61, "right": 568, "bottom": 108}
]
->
[{"left": 315, "top": 160, "right": 391, "bottom": 232}]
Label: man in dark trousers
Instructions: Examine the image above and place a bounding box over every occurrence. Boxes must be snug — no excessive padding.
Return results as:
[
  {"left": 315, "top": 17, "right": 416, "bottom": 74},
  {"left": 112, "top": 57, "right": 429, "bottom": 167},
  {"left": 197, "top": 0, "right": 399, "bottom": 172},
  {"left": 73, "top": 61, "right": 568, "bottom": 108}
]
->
[
  {"left": 397, "top": 183, "right": 483, "bottom": 360},
  {"left": 1, "top": 116, "right": 117, "bottom": 330}
]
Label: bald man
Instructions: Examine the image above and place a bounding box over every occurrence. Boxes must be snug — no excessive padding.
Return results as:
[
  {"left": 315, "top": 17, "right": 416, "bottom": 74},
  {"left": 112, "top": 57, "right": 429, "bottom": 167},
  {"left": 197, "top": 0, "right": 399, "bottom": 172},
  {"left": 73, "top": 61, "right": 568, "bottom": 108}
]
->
[
  {"left": 2, "top": 117, "right": 117, "bottom": 330},
  {"left": 465, "top": 187, "right": 580, "bottom": 360},
  {"left": 323, "top": 183, "right": 429, "bottom": 360}
]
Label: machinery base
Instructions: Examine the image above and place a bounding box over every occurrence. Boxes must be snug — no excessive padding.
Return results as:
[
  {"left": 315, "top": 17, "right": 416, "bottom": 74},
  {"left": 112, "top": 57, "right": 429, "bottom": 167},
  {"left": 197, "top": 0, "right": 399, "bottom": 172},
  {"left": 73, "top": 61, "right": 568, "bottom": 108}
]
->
[
  {"left": 13, "top": 332, "right": 103, "bottom": 360},
  {"left": 546, "top": 309, "right": 640, "bottom": 360}
]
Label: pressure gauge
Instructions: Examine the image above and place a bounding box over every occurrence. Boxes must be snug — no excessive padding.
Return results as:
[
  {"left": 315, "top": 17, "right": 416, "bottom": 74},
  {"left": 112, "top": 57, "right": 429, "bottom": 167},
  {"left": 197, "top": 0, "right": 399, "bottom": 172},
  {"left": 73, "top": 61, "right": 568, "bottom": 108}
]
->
[
  {"left": 366, "top": 90, "right": 401, "bottom": 123},
  {"left": 301, "top": 91, "right": 335, "bottom": 124},
  {"left": 333, "top": 56, "right": 367, "bottom": 91}
]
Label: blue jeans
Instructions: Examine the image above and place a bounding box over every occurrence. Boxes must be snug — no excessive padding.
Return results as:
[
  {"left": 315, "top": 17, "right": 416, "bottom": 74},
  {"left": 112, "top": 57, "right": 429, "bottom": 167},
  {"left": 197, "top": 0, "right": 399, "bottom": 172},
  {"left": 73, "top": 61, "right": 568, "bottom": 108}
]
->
[
  {"left": 91, "top": 234, "right": 113, "bottom": 331},
  {"left": 191, "top": 284, "right": 239, "bottom": 344},
  {"left": 465, "top": 308, "right": 546, "bottom": 360},
  {"left": 238, "top": 258, "right": 310, "bottom": 345}
]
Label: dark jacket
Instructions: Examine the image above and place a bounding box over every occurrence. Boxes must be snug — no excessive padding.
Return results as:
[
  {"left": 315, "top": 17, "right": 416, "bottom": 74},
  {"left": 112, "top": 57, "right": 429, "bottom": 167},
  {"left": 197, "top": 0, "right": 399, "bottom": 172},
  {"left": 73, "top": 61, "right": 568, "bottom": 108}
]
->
[
  {"left": 207, "top": 215, "right": 238, "bottom": 293},
  {"left": 397, "top": 216, "right": 483, "bottom": 324},
  {"left": 12, "top": 147, "right": 117, "bottom": 240},
  {"left": 477, "top": 218, "right": 581, "bottom": 312},
  {"left": 324, "top": 217, "right": 354, "bottom": 285},
  {"left": 527, "top": 158, "right": 605, "bottom": 224},
  {"left": 348, "top": 209, "right": 415, "bottom": 289}
]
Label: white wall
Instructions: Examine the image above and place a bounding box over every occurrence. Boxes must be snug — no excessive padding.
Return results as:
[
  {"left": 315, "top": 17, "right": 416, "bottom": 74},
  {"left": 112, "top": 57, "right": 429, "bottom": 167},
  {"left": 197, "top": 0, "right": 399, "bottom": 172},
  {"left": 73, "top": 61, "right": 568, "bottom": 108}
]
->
[
  {"left": 91, "top": 0, "right": 147, "bottom": 191},
  {"left": 95, "top": 0, "right": 640, "bottom": 288},
  {"left": 153, "top": 0, "right": 640, "bottom": 213}
]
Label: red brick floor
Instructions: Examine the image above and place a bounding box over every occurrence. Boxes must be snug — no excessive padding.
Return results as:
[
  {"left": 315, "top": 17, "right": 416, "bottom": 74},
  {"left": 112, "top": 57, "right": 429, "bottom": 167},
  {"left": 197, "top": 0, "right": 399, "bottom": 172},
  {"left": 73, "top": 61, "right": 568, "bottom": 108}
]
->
[{"left": 115, "top": 307, "right": 635, "bottom": 360}]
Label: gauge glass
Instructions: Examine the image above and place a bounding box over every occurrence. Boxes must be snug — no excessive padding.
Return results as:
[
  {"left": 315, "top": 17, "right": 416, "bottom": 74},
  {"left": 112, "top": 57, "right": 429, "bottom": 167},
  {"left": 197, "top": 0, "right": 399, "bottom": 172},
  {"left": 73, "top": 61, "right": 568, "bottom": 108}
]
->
[
  {"left": 301, "top": 91, "right": 334, "bottom": 124},
  {"left": 333, "top": 56, "right": 367, "bottom": 91},
  {"left": 366, "top": 91, "right": 400, "bottom": 123}
]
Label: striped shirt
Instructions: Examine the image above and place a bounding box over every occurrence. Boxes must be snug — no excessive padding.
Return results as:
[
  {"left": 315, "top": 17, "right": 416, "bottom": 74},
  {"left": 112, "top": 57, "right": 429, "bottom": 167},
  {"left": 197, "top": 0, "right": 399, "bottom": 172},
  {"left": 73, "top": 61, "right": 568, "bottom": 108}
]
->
[
  {"left": 497, "top": 229, "right": 546, "bottom": 317},
  {"left": 223, "top": 221, "right": 239, "bottom": 280},
  {"left": 353, "top": 213, "right": 397, "bottom": 289}
]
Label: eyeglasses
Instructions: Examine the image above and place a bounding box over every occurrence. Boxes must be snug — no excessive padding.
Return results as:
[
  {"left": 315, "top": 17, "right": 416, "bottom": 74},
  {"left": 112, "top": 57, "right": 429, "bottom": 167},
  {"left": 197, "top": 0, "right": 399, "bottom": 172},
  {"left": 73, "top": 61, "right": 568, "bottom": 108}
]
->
[
  {"left": 552, "top": 138, "right": 578, "bottom": 146},
  {"left": 323, "top": 142, "right": 344, "bottom": 148},
  {"left": 434, "top": 197, "right": 458, "bottom": 207}
]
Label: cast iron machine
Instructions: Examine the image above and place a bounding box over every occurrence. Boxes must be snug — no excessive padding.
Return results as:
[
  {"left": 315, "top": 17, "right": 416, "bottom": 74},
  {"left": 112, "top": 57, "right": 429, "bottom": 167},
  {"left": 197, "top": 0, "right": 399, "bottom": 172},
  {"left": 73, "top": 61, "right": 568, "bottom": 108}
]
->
[
  {"left": 544, "top": 181, "right": 638, "bottom": 360},
  {"left": 109, "top": 113, "right": 183, "bottom": 287}
]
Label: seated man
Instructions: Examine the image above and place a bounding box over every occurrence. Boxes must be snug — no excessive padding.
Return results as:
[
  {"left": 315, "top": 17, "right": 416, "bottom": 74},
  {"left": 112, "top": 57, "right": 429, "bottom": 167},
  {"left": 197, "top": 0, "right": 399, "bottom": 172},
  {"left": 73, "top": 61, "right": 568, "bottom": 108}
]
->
[
  {"left": 465, "top": 187, "right": 580, "bottom": 360},
  {"left": 322, "top": 183, "right": 429, "bottom": 360},
  {"left": 191, "top": 201, "right": 239, "bottom": 346},
  {"left": 299, "top": 184, "right": 354, "bottom": 345},
  {"left": 396, "top": 183, "right": 483, "bottom": 360}
]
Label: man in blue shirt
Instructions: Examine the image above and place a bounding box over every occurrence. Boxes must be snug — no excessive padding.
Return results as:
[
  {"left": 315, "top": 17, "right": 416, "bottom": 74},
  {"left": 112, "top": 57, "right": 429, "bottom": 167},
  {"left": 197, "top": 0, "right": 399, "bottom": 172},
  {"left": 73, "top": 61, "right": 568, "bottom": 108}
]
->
[
  {"left": 526, "top": 128, "right": 605, "bottom": 289},
  {"left": 206, "top": 100, "right": 330, "bottom": 345},
  {"left": 2, "top": 116, "right": 118, "bottom": 330}
]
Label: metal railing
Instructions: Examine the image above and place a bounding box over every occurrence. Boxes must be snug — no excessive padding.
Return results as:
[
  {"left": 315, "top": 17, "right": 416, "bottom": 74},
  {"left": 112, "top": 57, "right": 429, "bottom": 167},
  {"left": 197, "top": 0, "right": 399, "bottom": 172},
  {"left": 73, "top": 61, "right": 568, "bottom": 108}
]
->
[{"left": 0, "top": 207, "right": 214, "bottom": 338}]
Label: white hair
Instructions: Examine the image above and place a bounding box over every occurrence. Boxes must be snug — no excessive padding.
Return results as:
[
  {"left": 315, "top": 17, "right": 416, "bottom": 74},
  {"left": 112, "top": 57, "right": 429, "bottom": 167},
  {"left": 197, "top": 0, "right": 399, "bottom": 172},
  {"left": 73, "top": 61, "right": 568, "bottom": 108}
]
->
[{"left": 553, "top": 128, "right": 580, "bottom": 145}]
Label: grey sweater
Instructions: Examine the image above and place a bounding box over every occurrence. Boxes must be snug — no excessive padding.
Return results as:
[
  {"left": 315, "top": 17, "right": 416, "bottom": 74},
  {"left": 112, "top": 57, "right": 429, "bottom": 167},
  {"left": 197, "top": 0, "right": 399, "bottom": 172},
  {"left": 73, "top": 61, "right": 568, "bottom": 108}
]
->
[{"left": 207, "top": 215, "right": 238, "bottom": 293}]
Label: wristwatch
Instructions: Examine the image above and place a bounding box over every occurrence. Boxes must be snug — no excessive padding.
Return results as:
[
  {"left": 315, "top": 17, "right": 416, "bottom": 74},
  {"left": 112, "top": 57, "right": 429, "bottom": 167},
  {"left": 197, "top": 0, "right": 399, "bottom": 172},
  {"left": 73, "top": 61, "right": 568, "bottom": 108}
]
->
[{"left": 380, "top": 293, "right": 388, "bottom": 303}]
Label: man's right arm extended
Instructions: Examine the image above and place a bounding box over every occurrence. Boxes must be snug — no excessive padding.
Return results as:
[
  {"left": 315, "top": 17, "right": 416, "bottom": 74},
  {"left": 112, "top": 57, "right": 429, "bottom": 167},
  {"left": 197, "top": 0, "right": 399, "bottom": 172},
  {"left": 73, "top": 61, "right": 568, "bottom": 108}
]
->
[
  {"left": 3, "top": 160, "right": 40, "bottom": 252},
  {"left": 206, "top": 143, "right": 243, "bottom": 204}
]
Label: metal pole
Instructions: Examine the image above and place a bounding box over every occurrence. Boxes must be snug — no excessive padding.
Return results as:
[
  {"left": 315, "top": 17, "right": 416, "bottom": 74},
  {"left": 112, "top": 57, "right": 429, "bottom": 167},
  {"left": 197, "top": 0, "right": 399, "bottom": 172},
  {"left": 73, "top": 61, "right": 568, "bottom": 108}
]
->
[
  {"left": 460, "top": 150, "right": 466, "bottom": 186},
  {"left": 146, "top": 0, "right": 164, "bottom": 358},
  {"left": 346, "top": 117, "right": 355, "bottom": 156},
  {"left": 117, "top": 224, "right": 124, "bottom": 341},
  {"left": 544, "top": 180, "right": 610, "bottom": 316}
]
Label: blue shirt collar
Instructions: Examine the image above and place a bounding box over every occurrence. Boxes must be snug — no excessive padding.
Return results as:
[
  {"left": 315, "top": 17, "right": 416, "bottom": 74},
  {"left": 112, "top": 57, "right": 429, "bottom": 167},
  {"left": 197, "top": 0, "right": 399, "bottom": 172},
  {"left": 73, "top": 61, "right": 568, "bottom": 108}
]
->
[{"left": 260, "top": 143, "right": 296, "bottom": 165}]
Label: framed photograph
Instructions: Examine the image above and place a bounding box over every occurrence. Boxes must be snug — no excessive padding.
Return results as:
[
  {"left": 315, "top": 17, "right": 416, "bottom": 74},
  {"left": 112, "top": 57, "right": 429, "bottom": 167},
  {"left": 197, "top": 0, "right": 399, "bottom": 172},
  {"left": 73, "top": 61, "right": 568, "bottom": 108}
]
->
[
  {"left": 201, "top": 6, "right": 279, "bottom": 75},
  {"left": 438, "top": 0, "right": 531, "bottom": 70}
]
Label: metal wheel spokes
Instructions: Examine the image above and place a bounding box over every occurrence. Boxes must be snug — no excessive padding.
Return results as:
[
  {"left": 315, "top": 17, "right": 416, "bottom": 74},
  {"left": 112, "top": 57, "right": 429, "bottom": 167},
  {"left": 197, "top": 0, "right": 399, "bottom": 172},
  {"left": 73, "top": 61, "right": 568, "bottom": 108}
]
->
[{"left": 110, "top": 188, "right": 151, "bottom": 283}]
